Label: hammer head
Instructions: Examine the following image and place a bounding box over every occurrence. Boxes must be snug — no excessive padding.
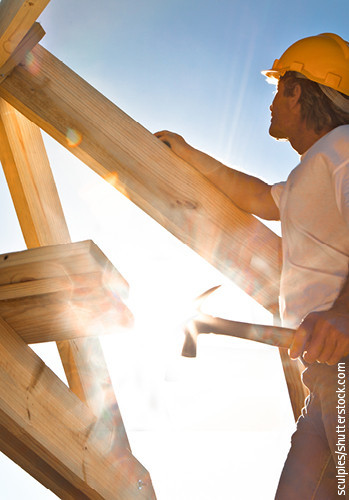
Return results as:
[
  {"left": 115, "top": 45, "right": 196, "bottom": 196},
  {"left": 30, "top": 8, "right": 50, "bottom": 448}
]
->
[
  {"left": 182, "top": 285, "right": 221, "bottom": 358},
  {"left": 181, "top": 321, "right": 199, "bottom": 357},
  {"left": 181, "top": 285, "right": 221, "bottom": 358}
]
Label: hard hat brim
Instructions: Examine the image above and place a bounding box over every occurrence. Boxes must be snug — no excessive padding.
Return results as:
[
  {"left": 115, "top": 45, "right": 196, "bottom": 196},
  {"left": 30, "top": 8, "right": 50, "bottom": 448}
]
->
[{"left": 261, "top": 69, "right": 281, "bottom": 83}]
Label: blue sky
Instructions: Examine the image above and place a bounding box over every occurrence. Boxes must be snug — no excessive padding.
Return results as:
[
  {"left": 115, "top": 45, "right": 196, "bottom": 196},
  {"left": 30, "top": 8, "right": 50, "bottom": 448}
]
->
[
  {"left": 38, "top": 0, "right": 348, "bottom": 181},
  {"left": 0, "top": 1, "right": 348, "bottom": 498}
]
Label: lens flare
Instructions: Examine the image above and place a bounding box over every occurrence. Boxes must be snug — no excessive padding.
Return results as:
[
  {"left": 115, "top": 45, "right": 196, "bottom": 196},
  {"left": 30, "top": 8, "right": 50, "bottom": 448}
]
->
[
  {"left": 105, "top": 172, "right": 130, "bottom": 198},
  {"left": 66, "top": 128, "right": 83, "bottom": 147},
  {"left": 24, "top": 51, "right": 41, "bottom": 75}
]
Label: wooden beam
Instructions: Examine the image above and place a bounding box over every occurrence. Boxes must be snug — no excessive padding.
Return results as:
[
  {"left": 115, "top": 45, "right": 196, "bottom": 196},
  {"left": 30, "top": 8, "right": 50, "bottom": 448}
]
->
[
  {"left": 0, "top": 274, "right": 104, "bottom": 300},
  {"left": 0, "top": 0, "right": 50, "bottom": 67},
  {"left": 0, "top": 315, "right": 156, "bottom": 500},
  {"left": 0, "top": 97, "right": 70, "bottom": 247},
  {"left": 0, "top": 241, "right": 134, "bottom": 344},
  {"left": 0, "top": 240, "right": 130, "bottom": 298},
  {"left": 0, "top": 22, "right": 45, "bottom": 84},
  {"left": 273, "top": 314, "right": 307, "bottom": 420},
  {"left": 0, "top": 44, "right": 282, "bottom": 314},
  {"left": 0, "top": 239, "right": 130, "bottom": 286},
  {"left": 278, "top": 348, "right": 308, "bottom": 420},
  {"left": 0, "top": 99, "right": 132, "bottom": 452}
]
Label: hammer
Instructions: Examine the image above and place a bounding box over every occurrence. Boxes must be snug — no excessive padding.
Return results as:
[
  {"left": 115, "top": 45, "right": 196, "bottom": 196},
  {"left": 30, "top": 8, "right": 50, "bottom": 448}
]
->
[{"left": 182, "top": 286, "right": 295, "bottom": 357}]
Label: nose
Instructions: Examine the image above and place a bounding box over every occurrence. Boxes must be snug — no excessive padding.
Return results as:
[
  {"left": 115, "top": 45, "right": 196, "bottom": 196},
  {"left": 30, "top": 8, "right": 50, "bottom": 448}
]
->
[{"left": 270, "top": 91, "right": 277, "bottom": 112}]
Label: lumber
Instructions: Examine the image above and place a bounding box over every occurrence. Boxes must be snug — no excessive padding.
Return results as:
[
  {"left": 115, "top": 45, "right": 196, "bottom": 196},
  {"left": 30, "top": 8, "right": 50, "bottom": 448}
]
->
[
  {"left": 0, "top": 315, "right": 156, "bottom": 500},
  {"left": 0, "top": 0, "right": 50, "bottom": 67},
  {"left": 0, "top": 22, "right": 45, "bottom": 83},
  {"left": 0, "top": 100, "right": 131, "bottom": 452},
  {"left": 0, "top": 43, "right": 282, "bottom": 315},
  {"left": 0, "top": 97, "right": 70, "bottom": 247},
  {"left": 278, "top": 348, "right": 308, "bottom": 420},
  {"left": 0, "top": 241, "right": 134, "bottom": 344},
  {"left": 0, "top": 274, "right": 103, "bottom": 300},
  {"left": 273, "top": 314, "right": 308, "bottom": 420},
  {"left": 0, "top": 240, "right": 130, "bottom": 293}
]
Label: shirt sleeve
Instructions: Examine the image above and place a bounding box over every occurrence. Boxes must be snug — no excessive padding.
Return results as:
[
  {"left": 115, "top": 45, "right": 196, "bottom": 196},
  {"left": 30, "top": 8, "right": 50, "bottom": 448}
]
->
[
  {"left": 270, "top": 181, "right": 286, "bottom": 209},
  {"left": 333, "top": 160, "right": 349, "bottom": 226}
]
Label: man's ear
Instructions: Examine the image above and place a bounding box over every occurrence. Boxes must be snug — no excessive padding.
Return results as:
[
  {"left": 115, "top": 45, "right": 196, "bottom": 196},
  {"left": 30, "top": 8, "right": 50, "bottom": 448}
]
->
[{"left": 289, "top": 83, "right": 301, "bottom": 109}]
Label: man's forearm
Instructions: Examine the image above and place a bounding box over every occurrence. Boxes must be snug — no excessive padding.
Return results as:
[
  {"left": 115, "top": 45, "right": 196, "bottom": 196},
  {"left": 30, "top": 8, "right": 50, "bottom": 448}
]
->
[
  {"left": 155, "top": 131, "right": 279, "bottom": 220},
  {"left": 187, "top": 146, "right": 262, "bottom": 199},
  {"left": 184, "top": 145, "right": 279, "bottom": 220},
  {"left": 290, "top": 271, "right": 349, "bottom": 364}
]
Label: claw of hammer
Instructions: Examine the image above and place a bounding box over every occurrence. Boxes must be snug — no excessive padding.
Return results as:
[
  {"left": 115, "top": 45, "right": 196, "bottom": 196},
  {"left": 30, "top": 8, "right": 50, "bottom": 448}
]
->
[{"left": 194, "top": 284, "right": 221, "bottom": 309}]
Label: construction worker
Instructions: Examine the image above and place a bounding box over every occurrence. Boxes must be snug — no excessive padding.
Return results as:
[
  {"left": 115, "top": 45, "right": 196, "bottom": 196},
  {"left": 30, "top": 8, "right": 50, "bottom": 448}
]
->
[{"left": 156, "top": 33, "right": 349, "bottom": 499}]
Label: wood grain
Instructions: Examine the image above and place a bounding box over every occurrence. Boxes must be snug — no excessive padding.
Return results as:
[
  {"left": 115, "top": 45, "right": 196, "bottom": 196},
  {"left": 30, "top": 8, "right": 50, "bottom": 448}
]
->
[
  {"left": 0, "top": 43, "right": 282, "bottom": 314},
  {"left": 0, "top": 0, "right": 50, "bottom": 67},
  {"left": 0, "top": 242, "right": 134, "bottom": 343},
  {"left": 0, "top": 22, "right": 45, "bottom": 83},
  {"left": 0, "top": 103, "right": 132, "bottom": 452},
  {"left": 0, "top": 315, "right": 156, "bottom": 499},
  {"left": 0, "top": 98, "right": 70, "bottom": 247}
]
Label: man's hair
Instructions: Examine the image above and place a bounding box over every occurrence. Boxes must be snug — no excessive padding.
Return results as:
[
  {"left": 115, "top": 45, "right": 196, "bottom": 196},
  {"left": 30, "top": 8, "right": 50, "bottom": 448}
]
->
[{"left": 280, "top": 71, "right": 349, "bottom": 134}]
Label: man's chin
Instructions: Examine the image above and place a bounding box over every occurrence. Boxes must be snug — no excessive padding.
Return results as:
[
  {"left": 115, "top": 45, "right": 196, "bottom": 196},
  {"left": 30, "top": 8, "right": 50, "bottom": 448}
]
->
[{"left": 269, "top": 124, "right": 287, "bottom": 141}]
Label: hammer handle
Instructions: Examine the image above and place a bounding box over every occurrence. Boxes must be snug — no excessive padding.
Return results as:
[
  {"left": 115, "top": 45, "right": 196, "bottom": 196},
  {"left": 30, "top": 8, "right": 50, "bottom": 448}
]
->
[{"left": 182, "top": 313, "right": 295, "bottom": 357}]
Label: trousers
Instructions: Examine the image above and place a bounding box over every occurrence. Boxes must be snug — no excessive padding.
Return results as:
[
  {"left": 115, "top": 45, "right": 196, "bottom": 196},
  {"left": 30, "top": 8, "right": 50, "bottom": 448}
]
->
[{"left": 275, "top": 356, "right": 349, "bottom": 499}]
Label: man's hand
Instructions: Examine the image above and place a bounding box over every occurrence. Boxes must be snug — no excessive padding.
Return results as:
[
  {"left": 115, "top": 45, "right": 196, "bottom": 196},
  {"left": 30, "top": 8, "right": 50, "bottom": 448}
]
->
[
  {"left": 290, "top": 309, "right": 349, "bottom": 365},
  {"left": 154, "top": 130, "right": 189, "bottom": 158}
]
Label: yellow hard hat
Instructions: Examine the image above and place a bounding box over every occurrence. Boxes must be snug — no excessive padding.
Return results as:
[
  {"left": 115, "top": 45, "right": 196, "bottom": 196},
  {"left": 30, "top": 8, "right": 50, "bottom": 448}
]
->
[{"left": 262, "top": 33, "right": 349, "bottom": 96}]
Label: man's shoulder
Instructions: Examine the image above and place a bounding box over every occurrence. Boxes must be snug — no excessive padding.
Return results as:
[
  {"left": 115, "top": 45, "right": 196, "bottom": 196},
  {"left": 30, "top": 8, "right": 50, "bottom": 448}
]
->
[
  {"left": 303, "top": 125, "right": 349, "bottom": 166},
  {"left": 318, "top": 124, "right": 349, "bottom": 149}
]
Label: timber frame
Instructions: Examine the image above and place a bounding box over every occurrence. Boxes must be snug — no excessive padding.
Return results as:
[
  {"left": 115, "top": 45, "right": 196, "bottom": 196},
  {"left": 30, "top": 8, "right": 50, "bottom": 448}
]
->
[{"left": 0, "top": 1, "right": 307, "bottom": 498}]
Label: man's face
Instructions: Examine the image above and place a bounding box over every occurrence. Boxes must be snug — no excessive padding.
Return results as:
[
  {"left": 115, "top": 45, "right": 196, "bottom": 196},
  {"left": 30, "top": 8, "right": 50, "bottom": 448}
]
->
[{"left": 269, "top": 80, "right": 292, "bottom": 140}]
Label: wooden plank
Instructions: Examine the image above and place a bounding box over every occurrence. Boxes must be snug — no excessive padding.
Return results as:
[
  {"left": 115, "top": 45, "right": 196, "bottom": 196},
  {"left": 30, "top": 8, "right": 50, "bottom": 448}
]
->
[
  {"left": 0, "top": 274, "right": 103, "bottom": 300},
  {"left": 278, "top": 348, "right": 308, "bottom": 420},
  {"left": 0, "top": 97, "right": 70, "bottom": 247},
  {"left": 0, "top": 43, "right": 282, "bottom": 315},
  {"left": 0, "top": 0, "right": 50, "bottom": 67},
  {"left": 0, "top": 292, "right": 133, "bottom": 344},
  {"left": 273, "top": 314, "right": 308, "bottom": 421},
  {"left": 0, "top": 242, "right": 134, "bottom": 344},
  {"left": 0, "top": 240, "right": 130, "bottom": 294},
  {"left": 0, "top": 22, "right": 45, "bottom": 83},
  {"left": 0, "top": 423, "right": 91, "bottom": 500},
  {"left": 0, "top": 315, "right": 156, "bottom": 500},
  {"left": 0, "top": 100, "right": 132, "bottom": 452}
]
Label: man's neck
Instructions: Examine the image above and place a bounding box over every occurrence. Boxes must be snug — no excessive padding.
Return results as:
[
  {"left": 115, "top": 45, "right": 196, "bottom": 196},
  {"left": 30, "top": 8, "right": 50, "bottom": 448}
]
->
[{"left": 289, "top": 124, "right": 333, "bottom": 155}]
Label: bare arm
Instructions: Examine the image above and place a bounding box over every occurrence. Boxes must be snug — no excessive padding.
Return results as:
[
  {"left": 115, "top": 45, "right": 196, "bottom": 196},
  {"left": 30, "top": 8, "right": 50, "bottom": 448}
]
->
[
  {"left": 290, "top": 274, "right": 349, "bottom": 365},
  {"left": 155, "top": 131, "right": 280, "bottom": 221}
]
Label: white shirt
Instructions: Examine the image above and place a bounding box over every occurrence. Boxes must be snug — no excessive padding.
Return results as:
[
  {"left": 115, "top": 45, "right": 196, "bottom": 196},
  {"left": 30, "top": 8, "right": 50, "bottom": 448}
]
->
[{"left": 271, "top": 125, "right": 349, "bottom": 328}]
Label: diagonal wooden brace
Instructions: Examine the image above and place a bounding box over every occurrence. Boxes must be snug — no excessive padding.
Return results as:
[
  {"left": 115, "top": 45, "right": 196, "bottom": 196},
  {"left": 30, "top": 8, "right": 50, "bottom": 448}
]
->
[
  {"left": 0, "top": 100, "right": 132, "bottom": 456},
  {"left": 0, "top": 22, "right": 45, "bottom": 84}
]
